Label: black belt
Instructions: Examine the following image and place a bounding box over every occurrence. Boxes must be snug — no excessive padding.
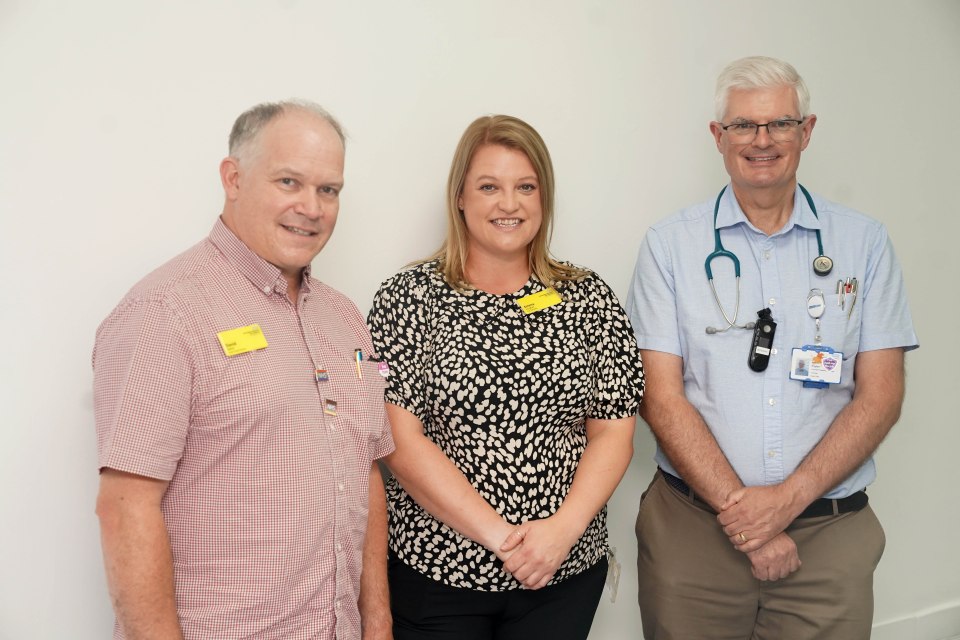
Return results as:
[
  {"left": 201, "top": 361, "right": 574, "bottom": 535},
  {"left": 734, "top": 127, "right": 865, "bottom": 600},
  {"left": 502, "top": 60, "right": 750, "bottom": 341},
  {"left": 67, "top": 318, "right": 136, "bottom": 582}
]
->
[{"left": 659, "top": 469, "right": 868, "bottom": 518}]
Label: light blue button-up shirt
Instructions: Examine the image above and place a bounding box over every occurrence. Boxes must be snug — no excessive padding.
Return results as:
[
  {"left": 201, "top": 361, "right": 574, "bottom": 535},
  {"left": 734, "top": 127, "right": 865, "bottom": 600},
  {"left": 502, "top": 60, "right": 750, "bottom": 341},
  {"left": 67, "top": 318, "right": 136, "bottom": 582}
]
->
[{"left": 627, "top": 185, "right": 918, "bottom": 498}]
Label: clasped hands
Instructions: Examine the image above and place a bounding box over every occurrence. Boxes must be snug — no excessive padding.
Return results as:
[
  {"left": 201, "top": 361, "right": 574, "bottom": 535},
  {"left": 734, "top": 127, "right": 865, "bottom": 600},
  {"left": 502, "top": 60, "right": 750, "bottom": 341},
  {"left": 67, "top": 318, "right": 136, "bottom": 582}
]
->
[
  {"left": 491, "top": 516, "right": 580, "bottom": 590},
  {"left": 717, "top": 484, "right": 803, "bottom": 581}
]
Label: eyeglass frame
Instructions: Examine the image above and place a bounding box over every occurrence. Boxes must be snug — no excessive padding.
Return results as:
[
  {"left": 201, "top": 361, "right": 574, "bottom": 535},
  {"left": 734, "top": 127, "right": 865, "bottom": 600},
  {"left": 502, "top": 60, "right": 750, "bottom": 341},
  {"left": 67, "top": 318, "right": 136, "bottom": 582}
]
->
[{"left": 717, "top": 118, "right": 807, "bottom": 141}]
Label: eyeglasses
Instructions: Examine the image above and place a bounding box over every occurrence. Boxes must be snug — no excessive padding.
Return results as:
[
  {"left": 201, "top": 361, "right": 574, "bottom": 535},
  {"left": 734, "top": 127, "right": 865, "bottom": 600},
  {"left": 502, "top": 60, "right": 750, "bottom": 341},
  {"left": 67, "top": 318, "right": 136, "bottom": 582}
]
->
[{"left": 719, "top": 118, "right": 805, "bottom": 142}]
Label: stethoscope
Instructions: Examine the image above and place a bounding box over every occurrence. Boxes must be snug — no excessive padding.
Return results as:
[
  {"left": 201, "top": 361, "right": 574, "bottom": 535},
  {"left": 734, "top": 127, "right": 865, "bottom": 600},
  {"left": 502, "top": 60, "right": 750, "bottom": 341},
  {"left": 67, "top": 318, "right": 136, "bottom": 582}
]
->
[{"left": 705, "top": 184, "right": 833, "bottom": 334}]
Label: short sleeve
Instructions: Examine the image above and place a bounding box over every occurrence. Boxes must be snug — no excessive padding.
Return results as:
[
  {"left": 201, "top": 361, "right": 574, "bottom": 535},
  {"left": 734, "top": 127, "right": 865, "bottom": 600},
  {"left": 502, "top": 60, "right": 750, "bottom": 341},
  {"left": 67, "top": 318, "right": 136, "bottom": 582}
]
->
[
  {"left": 580, "top": 274, "right": 644, "bottom": 419},
  {"left": 626, "top": 229, "right": 682, "bottom": 356},
  {"left": 367, "top": 268, "right": 432, "bottom": 423},
  {"left": 93, "top": 298, "right": 194, "bottom": 480},
  {"left": 858, "top": 226, "right": 919, "bottom": 352}
]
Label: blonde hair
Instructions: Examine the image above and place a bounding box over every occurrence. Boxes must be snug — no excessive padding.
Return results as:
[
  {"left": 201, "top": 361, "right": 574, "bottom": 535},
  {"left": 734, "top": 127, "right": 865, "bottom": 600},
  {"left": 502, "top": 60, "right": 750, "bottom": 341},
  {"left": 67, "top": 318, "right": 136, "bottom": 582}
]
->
[{"left": 431, "top": 114, "right": 587, "bottom": 289}]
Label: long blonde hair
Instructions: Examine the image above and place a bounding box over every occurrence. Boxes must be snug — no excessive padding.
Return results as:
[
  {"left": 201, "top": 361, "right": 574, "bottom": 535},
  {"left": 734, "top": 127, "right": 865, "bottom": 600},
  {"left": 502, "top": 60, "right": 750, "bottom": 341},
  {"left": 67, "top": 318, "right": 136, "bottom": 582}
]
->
[{"left": 430, "top": 115, "right": 588, "bottom": 289}]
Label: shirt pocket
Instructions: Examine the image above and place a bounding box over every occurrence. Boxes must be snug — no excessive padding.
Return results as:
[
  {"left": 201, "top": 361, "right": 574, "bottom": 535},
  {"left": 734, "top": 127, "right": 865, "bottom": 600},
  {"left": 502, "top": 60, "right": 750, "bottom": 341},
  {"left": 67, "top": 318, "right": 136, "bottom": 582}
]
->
[
  {"left": 334, "top": 358, "right": 388, "bottom": 443},
  {"left": 818, "top": 304, "right": 862, "bottom": 361}
]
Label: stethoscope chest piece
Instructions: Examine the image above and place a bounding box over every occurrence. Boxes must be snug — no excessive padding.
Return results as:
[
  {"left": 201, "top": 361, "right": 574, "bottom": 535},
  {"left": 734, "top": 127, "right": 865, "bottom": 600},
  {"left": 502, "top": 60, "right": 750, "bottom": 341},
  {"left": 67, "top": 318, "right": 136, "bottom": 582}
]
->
[{"left": 813, "top": 255, "right": 833, "bottom": 277}]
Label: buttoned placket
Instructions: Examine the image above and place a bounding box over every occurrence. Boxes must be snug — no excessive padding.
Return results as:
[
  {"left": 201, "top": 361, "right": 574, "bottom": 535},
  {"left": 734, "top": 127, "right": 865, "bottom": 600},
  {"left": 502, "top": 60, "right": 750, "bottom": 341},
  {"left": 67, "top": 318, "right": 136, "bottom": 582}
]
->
[
  {"left": 749, "top": 231, "right": 785, "bottom": 483},
  {"left": 294, "top": 290, "right": 351, "bottom": 630}
]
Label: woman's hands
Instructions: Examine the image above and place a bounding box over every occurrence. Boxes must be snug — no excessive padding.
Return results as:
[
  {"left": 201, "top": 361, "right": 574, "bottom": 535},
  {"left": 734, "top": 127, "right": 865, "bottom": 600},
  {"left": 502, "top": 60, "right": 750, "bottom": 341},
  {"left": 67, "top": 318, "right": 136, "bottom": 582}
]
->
[{"left": 497, "top": 514, "right": 582, "bottom": 590}]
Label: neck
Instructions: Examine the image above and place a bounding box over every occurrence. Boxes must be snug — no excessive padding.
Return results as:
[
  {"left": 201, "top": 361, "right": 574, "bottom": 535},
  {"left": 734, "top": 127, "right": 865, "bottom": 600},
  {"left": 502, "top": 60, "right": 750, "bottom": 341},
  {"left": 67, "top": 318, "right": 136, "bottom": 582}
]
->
[
  {"left": 465, "top": 253, "right": 531, "bottom": 295},
  {"left": 731, "top": 182, "right": 797, "bottom": 236}
]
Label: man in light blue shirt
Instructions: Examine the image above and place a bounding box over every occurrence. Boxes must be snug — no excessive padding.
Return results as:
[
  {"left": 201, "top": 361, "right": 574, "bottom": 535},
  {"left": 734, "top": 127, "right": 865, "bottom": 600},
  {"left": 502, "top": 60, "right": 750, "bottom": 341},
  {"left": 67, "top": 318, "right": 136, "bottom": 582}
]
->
[{"left": 627, "top": 56, "right": 917, "bottom": 640}]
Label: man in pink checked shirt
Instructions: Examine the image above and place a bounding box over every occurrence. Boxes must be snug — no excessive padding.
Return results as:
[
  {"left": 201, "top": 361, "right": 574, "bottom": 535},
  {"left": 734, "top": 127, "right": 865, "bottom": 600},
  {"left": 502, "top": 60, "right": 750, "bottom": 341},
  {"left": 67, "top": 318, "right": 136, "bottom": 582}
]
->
[{"left": 93, "top": 100, "right": 394, "bottom": 640}]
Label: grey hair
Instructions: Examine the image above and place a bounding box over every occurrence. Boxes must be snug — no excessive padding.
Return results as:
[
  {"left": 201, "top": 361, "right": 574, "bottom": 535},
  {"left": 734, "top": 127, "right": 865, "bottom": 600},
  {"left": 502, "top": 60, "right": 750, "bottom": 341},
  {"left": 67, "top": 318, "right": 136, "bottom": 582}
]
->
[
  {"left": 228, "top": 99, "right": 346, "bottom": 161},
  {"left": 715, "top": 56, "right": 810, "bottom": 121}
]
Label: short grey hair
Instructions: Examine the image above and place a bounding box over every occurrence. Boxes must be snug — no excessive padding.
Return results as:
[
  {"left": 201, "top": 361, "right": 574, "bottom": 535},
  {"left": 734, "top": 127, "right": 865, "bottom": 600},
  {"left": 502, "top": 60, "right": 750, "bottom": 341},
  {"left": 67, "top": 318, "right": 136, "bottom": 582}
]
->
[
  {"left": 715, "top": 56, "right": 810, "bottom": 121},
  {"left": 228, "top": 99, "right": 346, "bottom": 161}
]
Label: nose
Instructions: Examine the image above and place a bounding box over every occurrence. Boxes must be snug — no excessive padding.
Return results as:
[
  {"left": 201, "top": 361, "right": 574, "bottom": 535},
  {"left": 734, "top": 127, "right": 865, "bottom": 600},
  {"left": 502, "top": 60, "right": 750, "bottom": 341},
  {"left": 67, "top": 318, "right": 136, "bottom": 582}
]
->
[
  {"left": 499, "top": 189, "right": 519, "bottom": 213},
  {"left": 752, "top": 124, "right": 774, "bottom": 147},
  {"left": 297, "top": 192, "right": 324, "bottom": 220}
]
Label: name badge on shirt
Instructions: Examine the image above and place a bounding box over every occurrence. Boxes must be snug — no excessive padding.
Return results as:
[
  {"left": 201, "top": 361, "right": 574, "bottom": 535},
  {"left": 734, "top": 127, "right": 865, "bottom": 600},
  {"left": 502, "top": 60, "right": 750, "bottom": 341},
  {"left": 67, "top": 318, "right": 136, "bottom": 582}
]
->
[
  {"left": 517, "top": 288, "right": 562, "bottom": 315},
  {"left": 790, "top": 345, "right": 843, "bottom": 388},
  {"left": 217, "top": 324, "right": 268, "bottom": 357}
]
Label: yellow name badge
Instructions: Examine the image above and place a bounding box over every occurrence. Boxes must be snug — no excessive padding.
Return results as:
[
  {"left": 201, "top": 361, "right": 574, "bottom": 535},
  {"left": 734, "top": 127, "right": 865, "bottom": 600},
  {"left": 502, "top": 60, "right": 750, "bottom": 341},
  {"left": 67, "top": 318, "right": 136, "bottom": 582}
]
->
[
  {"left": 217, "top": 324, "right": 268, "bottom": 357},
  {"left": 517, "top": 288, "right": 563, "bottom": 315}
]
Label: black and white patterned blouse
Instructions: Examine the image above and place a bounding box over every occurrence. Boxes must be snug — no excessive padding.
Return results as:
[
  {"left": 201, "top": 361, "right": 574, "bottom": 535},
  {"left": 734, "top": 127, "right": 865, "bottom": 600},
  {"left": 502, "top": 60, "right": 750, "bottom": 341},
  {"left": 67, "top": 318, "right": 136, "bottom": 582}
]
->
[{"left": 368, "top": 260, "right": 644, "bottom": 591}]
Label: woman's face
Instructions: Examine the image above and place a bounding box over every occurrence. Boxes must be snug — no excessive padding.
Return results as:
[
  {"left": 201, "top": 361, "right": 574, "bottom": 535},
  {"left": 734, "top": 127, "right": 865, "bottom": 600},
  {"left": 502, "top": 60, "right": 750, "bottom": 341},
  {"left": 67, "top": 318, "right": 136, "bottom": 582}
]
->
[{"left": 458, "top": 144, "right": 543, "bottom": 266}]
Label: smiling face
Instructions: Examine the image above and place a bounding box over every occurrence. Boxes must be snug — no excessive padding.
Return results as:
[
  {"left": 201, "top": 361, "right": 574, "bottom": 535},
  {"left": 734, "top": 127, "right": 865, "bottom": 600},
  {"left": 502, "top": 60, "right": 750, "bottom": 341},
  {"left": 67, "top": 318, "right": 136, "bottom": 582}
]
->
[
  {"left": 710, "top": 84, "right": 816, "bottom": 199},
  {"left": 458, "top": 144, "right": 543, "bottom": 269},
  {"left": 219, "top": 109, "right": 345, "bottom": 293}
]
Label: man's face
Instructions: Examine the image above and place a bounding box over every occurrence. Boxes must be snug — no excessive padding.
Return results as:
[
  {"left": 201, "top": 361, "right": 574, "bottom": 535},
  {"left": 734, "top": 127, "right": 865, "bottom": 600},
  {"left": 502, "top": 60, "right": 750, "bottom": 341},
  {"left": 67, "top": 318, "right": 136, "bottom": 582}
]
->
[
  {"left": 709, "top": 85, "right": 816, "bottom": 197},
  {"left": 220, "top": 110, "right": 345, "bottom": 285}
]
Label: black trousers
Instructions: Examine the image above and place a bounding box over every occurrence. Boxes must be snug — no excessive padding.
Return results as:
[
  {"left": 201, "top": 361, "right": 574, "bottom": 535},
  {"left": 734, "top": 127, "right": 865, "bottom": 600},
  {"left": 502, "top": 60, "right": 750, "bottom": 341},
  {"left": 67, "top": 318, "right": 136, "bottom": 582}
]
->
[{"left": 390, "top": 553, "right": 607, "bottom": 640}]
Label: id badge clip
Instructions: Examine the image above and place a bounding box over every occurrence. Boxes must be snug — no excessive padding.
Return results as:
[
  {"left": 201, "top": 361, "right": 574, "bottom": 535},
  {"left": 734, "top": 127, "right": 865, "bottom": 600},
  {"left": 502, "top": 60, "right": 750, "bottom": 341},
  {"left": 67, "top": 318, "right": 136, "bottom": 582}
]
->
[{"left": 790, "top": 344, "right": 843, "bottom": 389}]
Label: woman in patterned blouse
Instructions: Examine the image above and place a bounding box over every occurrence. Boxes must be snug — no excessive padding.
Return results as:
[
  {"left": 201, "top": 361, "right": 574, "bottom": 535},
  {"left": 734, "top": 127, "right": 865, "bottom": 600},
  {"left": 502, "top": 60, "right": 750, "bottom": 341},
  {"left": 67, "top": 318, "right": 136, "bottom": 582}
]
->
[{"left": 368, "top": 114, "right": 644, "bottom": 639}]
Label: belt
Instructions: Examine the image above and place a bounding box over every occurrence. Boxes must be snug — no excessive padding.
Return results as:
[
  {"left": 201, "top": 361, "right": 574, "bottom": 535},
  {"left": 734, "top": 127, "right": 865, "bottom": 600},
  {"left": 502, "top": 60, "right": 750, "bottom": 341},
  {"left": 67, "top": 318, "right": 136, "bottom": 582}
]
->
[{"left": 659, "top": 469, "right": 868, "bottom": 518}]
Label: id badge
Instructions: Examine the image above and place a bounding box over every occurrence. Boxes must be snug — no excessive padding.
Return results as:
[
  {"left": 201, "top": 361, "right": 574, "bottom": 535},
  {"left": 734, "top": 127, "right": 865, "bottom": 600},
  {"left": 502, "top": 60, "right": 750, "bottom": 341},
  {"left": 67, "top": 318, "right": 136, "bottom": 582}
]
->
[{"left": 790, "top": 345, "right": 843, "bottom": 388}]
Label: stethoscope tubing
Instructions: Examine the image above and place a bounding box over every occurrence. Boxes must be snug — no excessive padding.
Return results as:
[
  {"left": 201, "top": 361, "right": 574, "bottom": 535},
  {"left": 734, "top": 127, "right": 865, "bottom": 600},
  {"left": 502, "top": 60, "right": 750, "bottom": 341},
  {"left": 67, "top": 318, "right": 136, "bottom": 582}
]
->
[{"left": 705, "top": 184, "right": 827, "bottom": 334}]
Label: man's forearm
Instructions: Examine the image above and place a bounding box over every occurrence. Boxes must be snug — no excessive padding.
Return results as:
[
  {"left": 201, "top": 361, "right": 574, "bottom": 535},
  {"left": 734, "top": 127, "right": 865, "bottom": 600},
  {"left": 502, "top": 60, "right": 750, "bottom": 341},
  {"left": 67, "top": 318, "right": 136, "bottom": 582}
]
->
[
  {"left": 97, "top": 471, "right": 183, "bottom": 640},
  {"left": 785, "top": 348, "right": 905, "bottom": 505},
  {"left": 639, "top": 351, "right": 743, "bottom": 510},
  {"left": 718, "top": 349, "right": 906, "bottom": 552},
  {"left": 359, "top": 462, "right": 391, "bottom": 639},
  {"left": 643, "top": 398, "right": 742, "bottom": 510}
]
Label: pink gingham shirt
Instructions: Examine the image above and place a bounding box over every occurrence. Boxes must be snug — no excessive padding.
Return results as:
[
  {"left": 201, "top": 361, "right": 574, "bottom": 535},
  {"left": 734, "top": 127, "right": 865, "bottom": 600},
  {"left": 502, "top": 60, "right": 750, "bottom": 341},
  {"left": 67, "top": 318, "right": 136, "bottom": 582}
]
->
[{"left": 94, "top": 219, "right": 394, "bottom": 639}]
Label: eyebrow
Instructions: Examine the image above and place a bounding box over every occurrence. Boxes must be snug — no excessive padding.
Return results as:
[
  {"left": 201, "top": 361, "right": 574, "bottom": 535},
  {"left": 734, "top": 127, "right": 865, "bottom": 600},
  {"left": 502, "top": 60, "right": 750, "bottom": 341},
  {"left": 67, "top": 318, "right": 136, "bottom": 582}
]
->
[
  {"left": 272, "top": 167, "right": 306, "bottom": 178},
  {"left": 730, "top": 115, "right": 800, "bottom": 122},
  {"left": 273, "top": 167, "right": 344, "bottom": 188},
  {"left": 473, "top": 174, "right": 539, "bottom": 182}
]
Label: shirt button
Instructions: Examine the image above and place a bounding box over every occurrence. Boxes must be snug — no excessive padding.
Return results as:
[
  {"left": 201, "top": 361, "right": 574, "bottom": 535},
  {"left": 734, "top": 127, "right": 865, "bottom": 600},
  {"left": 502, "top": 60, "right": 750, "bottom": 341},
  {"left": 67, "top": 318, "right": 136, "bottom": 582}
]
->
[
  {"left": 768, "top": 298, "right": 776, "bottom": 305},
  {"left": 262, "top": 286, "right": 272, "bottom": 294},
  {"left": 763, "top": 250, "right": 771, "bottom": 260},
  {"left": 768, "top": 450, "right": 776, "bottom": 458},
  {"left": 335, "top": 600, "right": 341, "bottom": 610},
  {"left": 337, "top": 482, "right": 345, "bottom": 491},
  {"left": 336, "top": 543, "right": 343, "bottom": 552},
  {"left": 768, "top": 398, "right": 776, "bottom": 406},
  {"left": 771, "top": 348, "right": 778, "bottom": 355}
]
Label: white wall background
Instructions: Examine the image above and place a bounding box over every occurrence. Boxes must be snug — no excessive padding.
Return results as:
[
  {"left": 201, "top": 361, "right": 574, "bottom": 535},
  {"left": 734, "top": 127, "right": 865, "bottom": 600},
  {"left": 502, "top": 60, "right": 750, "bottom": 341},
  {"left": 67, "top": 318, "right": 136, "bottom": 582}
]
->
[{"left": 1, "top": 1, "right": 957, "bottom": 638}]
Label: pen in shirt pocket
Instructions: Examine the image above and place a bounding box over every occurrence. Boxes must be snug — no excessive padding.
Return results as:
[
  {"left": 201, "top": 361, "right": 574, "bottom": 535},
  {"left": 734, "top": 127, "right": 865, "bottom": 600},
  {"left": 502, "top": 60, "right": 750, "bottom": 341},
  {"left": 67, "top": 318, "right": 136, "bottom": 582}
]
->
[{"left": 353, "top": 349, "right": 363, "bottom": 380}]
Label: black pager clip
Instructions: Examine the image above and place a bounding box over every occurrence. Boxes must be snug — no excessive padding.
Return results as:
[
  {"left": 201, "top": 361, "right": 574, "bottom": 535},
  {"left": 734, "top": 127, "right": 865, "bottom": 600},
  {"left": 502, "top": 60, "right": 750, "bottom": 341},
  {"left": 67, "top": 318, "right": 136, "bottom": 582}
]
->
[{"left": 748, "top": 308, "right": 777, "bottom": 372}]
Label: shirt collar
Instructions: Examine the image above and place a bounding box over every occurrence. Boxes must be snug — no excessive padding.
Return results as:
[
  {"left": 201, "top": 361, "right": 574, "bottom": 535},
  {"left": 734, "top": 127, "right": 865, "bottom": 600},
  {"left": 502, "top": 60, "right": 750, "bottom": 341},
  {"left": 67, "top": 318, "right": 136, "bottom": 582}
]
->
[
  {"left": 715, "top": 184, "right": 822, "bottom": 236},
  {"left": 208, "top": 218, "right": 312, "bottom": 298}
]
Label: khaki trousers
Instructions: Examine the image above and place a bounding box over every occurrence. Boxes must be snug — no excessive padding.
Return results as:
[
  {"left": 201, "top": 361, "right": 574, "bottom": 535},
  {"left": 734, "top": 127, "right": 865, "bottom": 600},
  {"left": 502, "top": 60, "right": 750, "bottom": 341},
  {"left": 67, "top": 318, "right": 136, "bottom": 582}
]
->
[{"left": 636, "top": 472, "right": 885, "bottom": 640}]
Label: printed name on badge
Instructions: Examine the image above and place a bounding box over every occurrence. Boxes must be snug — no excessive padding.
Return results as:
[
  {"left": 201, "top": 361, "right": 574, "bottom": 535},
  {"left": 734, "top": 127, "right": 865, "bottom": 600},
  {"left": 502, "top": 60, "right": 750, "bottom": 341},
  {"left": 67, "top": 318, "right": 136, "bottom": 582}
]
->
[
  {"left": 517, "top": 288, "right": 563, "bottom": 315},
  {"left": 217, "top": 324, "right": 268, "bottom": 357}
]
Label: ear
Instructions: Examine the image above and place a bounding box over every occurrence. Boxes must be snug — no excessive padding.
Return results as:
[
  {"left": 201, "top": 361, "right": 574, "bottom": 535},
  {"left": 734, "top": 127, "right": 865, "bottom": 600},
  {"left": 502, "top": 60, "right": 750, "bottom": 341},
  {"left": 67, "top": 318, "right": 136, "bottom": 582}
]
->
[
  {"left": 708, "top": 121, "right": 724, "bottom": 152},
  {"left": 457, "top": 195, "right": 464, "bottom": 211},
  {"left": 799, "top": 114, "right": 817, "bottom": 151},
  {"left": 220, "top": 157, "right": 242, "bottom": 201}
]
